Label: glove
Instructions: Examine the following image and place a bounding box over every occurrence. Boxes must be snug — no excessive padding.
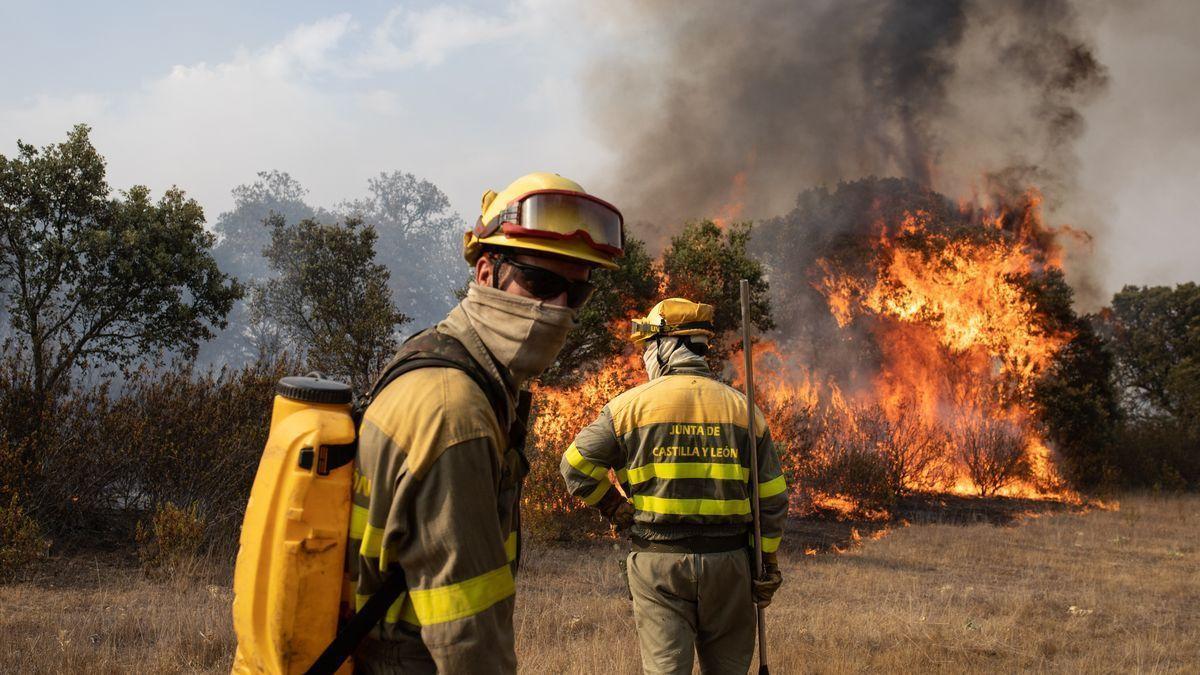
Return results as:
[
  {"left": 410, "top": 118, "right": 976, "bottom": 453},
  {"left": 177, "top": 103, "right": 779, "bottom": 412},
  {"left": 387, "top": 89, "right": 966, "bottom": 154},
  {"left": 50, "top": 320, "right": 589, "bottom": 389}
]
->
[
  {"left": 752, "top": 558, "right": 783, "bottom": 608},
  {"left": 597, "top": 490, "right": 635, "bottom": 531}
]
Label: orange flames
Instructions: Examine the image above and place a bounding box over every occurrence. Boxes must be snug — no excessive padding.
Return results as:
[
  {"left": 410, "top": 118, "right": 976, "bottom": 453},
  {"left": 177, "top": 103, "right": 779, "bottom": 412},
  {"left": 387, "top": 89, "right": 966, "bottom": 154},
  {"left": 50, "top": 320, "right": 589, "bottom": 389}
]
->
[
  {"left": 712, "top": 170, "right": 747, "bottom": 228},
  {"left": 745, "top": 190, "right": 1077, "bottom": 510},
  {"left": 527, "top": 185, "right": 1080, "bottom": 525}
]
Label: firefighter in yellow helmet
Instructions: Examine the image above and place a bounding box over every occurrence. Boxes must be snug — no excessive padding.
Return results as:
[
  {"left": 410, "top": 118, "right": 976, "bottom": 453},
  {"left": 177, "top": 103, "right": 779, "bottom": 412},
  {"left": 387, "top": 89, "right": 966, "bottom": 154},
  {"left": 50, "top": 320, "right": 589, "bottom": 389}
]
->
[
  {"left": 560, "top": 298, "right": 787, "bottom": 675},
  {"left": 350, "top": 172, "right": 623, "bottom": 673}
]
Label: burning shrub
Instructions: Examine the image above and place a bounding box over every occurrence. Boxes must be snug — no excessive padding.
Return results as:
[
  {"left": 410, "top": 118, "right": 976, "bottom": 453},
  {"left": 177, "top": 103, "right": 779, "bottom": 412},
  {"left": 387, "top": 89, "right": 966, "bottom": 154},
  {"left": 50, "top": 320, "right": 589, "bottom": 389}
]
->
[
  {"left": 811, "top": 426, "right": 895, "bottom": 510},
  {"left": 873, "top": 402, "right": 953, "bottom": 495},
  {"left": 755, "top": 393, "right": 823, "bottom": 507},
  {"left": 525, "top": 356, "right": 644, "bottom": 540},
  {"left": 954, "top": 417, "right": 1033, "bottom": 497}
]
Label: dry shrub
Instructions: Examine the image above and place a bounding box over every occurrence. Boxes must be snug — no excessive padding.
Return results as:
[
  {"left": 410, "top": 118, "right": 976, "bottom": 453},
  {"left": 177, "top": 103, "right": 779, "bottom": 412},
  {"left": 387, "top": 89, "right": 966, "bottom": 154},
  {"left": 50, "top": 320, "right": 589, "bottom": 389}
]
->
[
  {"left": 136, "top": 501, "right": 206, "bottom": 577},
  {"left": 875, "top": 401, "right": 952, "bottom": 494},
  {"left": 0, "top": 494, "right": 47, "bottom": 579},
  {"left": 809, "top": 403, "right": 896, "bottom": 508},
  {"left": 758, "top": 393, "right": 823, "bottom": 497},
  {"left": 3, "top": 355, "right": 295, "bottom": 551},
  {"left": 954, "top": 416, "right": 1032, "bottom": 496}
]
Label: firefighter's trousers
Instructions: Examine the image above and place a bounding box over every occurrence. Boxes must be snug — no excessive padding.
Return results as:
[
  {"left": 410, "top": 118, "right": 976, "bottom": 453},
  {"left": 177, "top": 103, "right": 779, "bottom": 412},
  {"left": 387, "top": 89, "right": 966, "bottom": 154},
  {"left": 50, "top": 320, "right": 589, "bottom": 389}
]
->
[{"left": 626, "top": 548, "right": 756, "bottom": 675}]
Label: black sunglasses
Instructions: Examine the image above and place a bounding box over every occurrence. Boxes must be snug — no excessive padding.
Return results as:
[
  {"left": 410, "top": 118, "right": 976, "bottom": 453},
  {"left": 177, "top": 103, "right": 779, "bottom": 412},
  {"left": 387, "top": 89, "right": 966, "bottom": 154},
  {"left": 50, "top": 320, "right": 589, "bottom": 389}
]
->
[{"left": 493, "top": 255, "right": 595, "bottom": 308}]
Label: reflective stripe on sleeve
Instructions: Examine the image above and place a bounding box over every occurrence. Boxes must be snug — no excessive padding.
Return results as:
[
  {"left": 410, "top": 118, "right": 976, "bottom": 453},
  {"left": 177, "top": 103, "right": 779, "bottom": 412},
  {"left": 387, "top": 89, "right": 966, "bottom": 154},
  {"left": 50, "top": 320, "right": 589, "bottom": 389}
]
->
[
  {"left": 759, "top": 475, "right": 787, "bottom": 499},
  {"left": 357, "top": 592, "right": 419, "bottom": 626},
  {"left": 627, "top": 461, "right": 749, "bottom": 484},
  {"left": 632, "top": 494, "right": 751, "bottom": 516},
  {"left": 357, "top": 563, "right": 516, "bottom": 626},
  {"left": 361, "top": 524, "right": 385, "bottom": 561},
  {"left": 565, "top": 443, "right": 609, "bottom": 480},
  {"left": 350, "top": 504, "right": 369, "bottom": 540},
  {"left": 411, "top": 565, "right": 515, "bottom": 625},
  {"left": 582, "top": 477, "right": 612, "bottom": 506},
  {"left": 505, "top": 531, "right": 518, "bottom": 562}
]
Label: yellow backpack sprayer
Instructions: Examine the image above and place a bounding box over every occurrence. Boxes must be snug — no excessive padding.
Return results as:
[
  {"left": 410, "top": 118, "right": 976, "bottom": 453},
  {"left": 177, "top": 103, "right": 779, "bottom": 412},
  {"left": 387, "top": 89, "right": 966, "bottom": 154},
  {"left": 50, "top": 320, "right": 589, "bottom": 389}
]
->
[
  {"left": 230, "top": 329, "right": 511, "bottom": 674},
  {"left": 230, "top": 376, "right": 357, "bottom": 675}
]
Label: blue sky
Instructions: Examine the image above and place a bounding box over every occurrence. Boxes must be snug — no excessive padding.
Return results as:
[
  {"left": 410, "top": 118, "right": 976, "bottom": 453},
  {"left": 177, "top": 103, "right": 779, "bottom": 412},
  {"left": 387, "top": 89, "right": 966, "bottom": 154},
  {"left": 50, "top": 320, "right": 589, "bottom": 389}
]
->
[
  {"left": 1, "top": 1, "right": 1197, "bottom": 300},
  {"left": 0, "top": 1, "right": 610, "bottom": 225}
]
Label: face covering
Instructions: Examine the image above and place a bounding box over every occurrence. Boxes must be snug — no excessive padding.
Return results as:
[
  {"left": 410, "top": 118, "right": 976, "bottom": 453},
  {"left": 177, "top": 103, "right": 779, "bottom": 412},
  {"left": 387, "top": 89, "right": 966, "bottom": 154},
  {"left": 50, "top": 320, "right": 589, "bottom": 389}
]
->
[
  {"left": 460, "top": 281, "right": 578, "bottom": 387},
  {"left": 643, "top": 336, "right": 710, "bottom": 380}
]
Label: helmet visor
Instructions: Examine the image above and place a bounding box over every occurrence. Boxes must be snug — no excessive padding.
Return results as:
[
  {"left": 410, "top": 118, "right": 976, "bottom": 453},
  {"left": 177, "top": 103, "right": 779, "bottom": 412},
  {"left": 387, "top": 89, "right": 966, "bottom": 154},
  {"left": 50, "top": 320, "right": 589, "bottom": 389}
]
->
[{"left": 505, "top": 191, "right": 623, "bottom": 256}]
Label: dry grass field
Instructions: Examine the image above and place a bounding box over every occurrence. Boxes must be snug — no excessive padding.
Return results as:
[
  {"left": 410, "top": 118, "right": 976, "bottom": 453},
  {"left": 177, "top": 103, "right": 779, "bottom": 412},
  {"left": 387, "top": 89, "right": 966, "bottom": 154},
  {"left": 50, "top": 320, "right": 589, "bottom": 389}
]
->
[{"left": 2, "top": 493, "right": 1197, "bottom": 674}]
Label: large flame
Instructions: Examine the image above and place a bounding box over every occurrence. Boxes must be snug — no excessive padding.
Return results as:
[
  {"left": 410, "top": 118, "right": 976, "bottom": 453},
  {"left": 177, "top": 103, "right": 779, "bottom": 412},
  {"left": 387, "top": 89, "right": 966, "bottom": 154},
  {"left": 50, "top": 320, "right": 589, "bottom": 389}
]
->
[
  {"left": 528, "top": 188, "right": 1079, "bottom": 522},
  {"left": 751, "top": 190, "right": 1076, "bottom": 510}
]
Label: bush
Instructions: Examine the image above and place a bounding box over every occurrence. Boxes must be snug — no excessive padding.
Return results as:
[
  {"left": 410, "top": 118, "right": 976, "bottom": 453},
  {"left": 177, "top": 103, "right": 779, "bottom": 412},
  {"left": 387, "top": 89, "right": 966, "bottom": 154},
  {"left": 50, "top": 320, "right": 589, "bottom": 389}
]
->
[
  {"left": 0, "top": 494, "right": 47, "bottom": 579},
  {"left": 135, "top": 501, "right": 206, "bottom": 576},
  {"left": 954, "top": 417, "right": 1032, "bottom": 496},
  {"left": 875, "top": 404, "right": 952, "bottom": 495},
  {"left": 1109, "top": 420, "right": 1199, "bottom": 490},
  {"left": 808, "top": 404, "right": 897, "bottom": 509},
  {"left": 4, "top": 355, "right": 292, "bottom": 550}
]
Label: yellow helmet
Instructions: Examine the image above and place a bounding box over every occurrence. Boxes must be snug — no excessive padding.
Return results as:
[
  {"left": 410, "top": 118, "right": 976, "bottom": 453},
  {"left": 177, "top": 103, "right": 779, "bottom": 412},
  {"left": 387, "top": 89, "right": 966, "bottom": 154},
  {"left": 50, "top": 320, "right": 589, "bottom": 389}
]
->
[
  {"left": 463, "top": 172, "right": 624, "bottom": 270},
  {"left": 630, "top": 298, "right": 716, "bottom": 344}
]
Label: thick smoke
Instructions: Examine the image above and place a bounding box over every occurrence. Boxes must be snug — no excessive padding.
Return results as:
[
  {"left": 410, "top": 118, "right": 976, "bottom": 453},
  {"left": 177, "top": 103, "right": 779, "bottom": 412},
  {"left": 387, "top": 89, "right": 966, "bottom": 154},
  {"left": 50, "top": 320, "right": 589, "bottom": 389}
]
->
[{"left": 586, "top": 0, "right": 1108, "bottom": 231}]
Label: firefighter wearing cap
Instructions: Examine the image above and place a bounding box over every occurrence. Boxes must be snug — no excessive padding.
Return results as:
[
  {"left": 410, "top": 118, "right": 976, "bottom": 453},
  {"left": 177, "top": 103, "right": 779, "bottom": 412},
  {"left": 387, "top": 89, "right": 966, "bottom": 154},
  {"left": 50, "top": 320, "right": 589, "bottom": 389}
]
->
[
  {"left": 350, "top": 172, "right": 623, "bottom": 673},
  {"left": 560, "top": 298, "right": 787, "bottom": 675}
]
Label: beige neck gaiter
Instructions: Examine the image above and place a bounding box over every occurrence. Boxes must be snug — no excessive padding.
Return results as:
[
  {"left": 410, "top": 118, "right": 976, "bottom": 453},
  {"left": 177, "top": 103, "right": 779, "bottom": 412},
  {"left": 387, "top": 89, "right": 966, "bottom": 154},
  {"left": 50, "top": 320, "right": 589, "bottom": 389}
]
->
[{"left": 459, "top": 281, "right": 578, "bottom": 388}]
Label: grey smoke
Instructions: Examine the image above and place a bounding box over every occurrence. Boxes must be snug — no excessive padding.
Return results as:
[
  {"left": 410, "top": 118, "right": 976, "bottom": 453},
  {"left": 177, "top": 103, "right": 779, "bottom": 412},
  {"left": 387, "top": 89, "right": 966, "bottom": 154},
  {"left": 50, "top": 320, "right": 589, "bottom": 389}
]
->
[{"left": 586, "top": 0, "right": 1108, "bottom": 232}]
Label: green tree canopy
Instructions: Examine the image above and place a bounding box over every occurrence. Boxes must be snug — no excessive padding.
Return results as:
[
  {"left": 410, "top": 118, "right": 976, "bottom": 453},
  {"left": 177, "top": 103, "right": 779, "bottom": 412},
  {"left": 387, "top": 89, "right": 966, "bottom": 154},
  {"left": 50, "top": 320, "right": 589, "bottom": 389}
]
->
[
  {"left": 661, "top": 220, "right": 773, "bottom": 364},
  {"left": 251, "top": 214, "right": 408, "bottom": 391},
  {"left": 542, "top": 236, "right": 660, "bottom": 384},
  {"left": 1107, "top": 283, "right": 1200, "bottom": 421},
  {"left": 0, "top": 124, "right": 241, "bottom": 407}
]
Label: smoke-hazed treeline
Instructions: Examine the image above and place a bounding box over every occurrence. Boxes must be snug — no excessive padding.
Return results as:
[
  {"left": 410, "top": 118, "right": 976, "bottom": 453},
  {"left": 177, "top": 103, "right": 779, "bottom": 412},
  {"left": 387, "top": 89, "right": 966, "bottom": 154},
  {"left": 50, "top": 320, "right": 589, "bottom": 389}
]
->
[{"left": 587, "top": 0, "right": 1107, "bottom": 232}]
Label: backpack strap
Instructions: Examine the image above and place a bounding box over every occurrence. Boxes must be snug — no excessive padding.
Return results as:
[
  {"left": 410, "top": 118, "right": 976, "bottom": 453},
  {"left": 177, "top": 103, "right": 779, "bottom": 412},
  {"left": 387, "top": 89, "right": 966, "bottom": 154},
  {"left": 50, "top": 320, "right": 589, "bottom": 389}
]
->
[
  {"left": 304, "top": 328, "right": 513, "bottom": 675},
  {"left": 359, "top": 329, "right": 510, "bottom": 429}
]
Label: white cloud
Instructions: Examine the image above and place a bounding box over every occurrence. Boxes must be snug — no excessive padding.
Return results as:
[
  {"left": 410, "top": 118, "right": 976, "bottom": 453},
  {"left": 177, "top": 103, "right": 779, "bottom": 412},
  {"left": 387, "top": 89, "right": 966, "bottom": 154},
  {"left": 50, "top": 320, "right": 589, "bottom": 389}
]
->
[
  {"left": 358, "top": 89, "right": 404, "bottom": 116},
  {"left": 0, "top": 93, "right": 109, "bottom": 146},
  {"left": 0, "top": 2, "right": 601, "bottom": 224},
  {"left": 358, "top": 3, "right": 537, "bottom": 70}
]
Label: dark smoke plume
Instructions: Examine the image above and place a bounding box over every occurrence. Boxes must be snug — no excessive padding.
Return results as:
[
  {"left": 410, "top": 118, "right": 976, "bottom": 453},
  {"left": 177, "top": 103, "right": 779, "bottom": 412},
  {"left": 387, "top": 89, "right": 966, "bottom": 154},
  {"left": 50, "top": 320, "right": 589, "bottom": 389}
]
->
[{"left": 586, "top": 0, "right": 1107, "bottom": 230}]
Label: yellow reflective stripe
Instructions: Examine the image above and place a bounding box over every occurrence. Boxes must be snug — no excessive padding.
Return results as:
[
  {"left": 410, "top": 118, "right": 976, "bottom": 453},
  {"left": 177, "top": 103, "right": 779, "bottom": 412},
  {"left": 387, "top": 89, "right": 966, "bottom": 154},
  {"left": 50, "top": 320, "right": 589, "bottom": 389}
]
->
[
  {"left": 627, "top": 462, "right": 749, "bottom": 484},
  {"left": 405, "top": 565, "right": 515, "bottom": 625},
  {"left": 565, "top": 443, "right": 608, "bottom": 480},
  {"left": 759, "top": 475, "right": 787, "bottom": 498},
  {"left": 505, "top": 532, "right": 518, "bottom": 562},
  {"left": 761, "top": 535, "right": 781, "bottom": 553},
  {"left": 356, "top": 592, "right": 420, "bottom": 625},
  {"left": 350, "top": 505, "right": 369, "bottom": 540},
  {"left": 632, "top": 494, "right": 751, "bottom": 516},
  {"left": 582, "top": 477, "right": 612, "bottom": 506},
  {"left": 616, "top": 468, "right": 629, "bottom": 486},
  {"left": 361, "top": 524, "right": 384, "bottom": 560}
]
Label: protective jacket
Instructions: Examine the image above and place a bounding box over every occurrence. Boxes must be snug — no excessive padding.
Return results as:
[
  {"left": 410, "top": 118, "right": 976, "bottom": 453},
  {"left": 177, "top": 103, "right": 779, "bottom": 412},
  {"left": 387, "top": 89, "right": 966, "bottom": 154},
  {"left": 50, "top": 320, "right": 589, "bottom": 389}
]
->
[
  {"left": 348, "top": 303, "right": 528, "bottom": 674},
  {"left": 560, "top": 342, "right": 787, "bottom": 552}
]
